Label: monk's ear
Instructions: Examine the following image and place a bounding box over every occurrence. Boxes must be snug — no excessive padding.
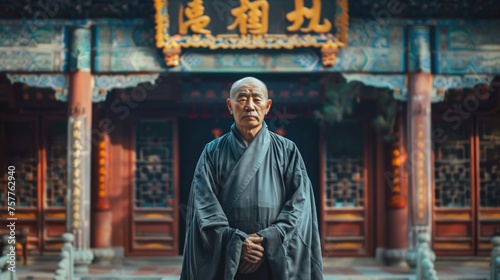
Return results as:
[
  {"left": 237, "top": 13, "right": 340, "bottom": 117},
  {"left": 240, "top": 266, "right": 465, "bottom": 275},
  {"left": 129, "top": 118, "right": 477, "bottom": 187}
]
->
[
  {"left": 226, "top": 98, "right": 232, "bottom": 113},
  {"left": 266, "top": 99, "right": 272, "bottom": 113}
]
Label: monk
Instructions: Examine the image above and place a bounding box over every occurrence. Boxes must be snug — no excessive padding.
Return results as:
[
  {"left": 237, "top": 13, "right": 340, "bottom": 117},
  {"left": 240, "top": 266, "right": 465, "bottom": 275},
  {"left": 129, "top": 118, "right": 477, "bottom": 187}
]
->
[{"left": 180, "top": 77, "right": 323, "bottom": 280}]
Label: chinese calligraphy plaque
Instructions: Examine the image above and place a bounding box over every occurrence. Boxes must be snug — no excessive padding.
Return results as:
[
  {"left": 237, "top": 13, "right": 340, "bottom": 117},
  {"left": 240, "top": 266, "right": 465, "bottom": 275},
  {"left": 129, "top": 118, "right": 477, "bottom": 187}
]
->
[{"left": 155, "top": 0, "right": 348, "bottom": 67}]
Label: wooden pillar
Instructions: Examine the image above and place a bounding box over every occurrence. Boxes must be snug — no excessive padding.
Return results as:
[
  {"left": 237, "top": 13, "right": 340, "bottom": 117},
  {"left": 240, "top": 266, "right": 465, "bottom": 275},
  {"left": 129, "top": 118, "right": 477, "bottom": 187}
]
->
[
  {"left": 92, "top": 118, "right": 111, "bottom": 247},
  {"left": 404, "top": 25, "right": 434, "bottom": 270},
  {"left": 91, "top": 105, "right": 115, "bottom": 263},
  {"left": 405, "top": 72, "right": 433, "bottom": 269},
  {"left": 67, "top": 25, "right": 94, "bottom": 271},
  {"left": 384, "top": 104, "right": 409, "bottom": 266},
  {"left": 375, "top": 129, "right": 387, "bottom": 263}
]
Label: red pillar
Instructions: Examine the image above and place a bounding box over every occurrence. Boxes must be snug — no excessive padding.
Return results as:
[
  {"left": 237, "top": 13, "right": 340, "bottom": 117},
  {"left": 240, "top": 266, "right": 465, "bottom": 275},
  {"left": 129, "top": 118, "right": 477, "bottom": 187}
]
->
[
  {"left": 405, "top": 72, "right": 433, "bottom": 270},
  {"left": 91, "top": 106, "right": 113, "bottom": 249},
  {"left": 69, "top": 72, "right": 93, "bottom": 126},
  {"left": 67, "top": 26, "right": 96, "bottom": 271},
  {"left": 384, "top": 104, "right": 409, "bottom": 266},
  {"left": 68, "top": 62, "right": 94, "bottom": 271},
  {"left": 68, "top": 70, "right": 93, "bottom": 241},
  {"left": 404, "top": 25, "right": 434, "bottom": 270}
]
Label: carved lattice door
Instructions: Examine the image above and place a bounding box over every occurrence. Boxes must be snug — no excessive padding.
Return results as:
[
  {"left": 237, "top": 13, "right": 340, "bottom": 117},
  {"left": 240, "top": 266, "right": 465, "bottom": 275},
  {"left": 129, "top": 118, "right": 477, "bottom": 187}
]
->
[
  {"left": 130, "top": 119, "right": 178, "bottom": 255},
  {"left": 0, "top": 117, "right": 68, "bottom": 254},
  {"left": 433, "top": 118, "right": 500, "bottom": 255},
  {"left": 322, "top": 120, "right": 373, "bottom": 256}
]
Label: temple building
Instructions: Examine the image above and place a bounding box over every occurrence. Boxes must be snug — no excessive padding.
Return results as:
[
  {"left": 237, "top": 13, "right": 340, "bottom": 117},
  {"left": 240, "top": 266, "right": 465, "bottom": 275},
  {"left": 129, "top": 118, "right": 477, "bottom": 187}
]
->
[{"left": 0, "top": 0, "right": 499, "bottom": 266}]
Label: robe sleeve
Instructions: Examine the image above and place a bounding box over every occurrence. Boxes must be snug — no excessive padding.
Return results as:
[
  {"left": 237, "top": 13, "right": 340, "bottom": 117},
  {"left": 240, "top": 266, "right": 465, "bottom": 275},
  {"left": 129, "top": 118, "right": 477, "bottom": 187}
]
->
[
  {"left": 180, "top": 146, "right": 249, "bottom": 280},
  {"left": 256, "top": 144, "right": 324, "bottom": 280}
]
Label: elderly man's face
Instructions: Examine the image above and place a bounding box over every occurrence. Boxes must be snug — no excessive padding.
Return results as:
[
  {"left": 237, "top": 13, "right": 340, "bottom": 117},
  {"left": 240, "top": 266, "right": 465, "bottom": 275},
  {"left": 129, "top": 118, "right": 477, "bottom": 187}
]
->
[{"left": 226, "top": 80, "right": 272, "bottom": 130}]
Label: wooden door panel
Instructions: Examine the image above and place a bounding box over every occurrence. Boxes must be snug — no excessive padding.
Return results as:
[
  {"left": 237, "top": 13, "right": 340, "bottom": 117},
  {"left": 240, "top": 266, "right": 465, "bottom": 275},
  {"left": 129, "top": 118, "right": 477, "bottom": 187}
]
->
[
  {"left": 43, "top": 118, "right": 68, "bottom": 252},
  {"left": 435, "top": 222, "right": 471, "bottom": 237},
  {"left": 132, "top": 209, "right": 176, "bottom": 251},
  {"left": 434, "top": 209, "right": 474, "bottom": 254},
  {"left": 0, "top": 118, "right": 42, "bottom": 254},
  {"left": 322, "top": 120, "right": 371, "bottom": 256},
  {"left": 478, "top": 218, "right": 500, "bottom": 251},
  {"left": 323, "top": 209, "right": 366, "bottom": 253},
  {"left": 15, "top": 209, "right": 39, "bottom": 253},
  {"left": 433, "top": 118, "right": 500, "bottom": 255},
  {"left": 1, "top": 114, "right": 68, "bottom": 256},
  {"left": 130, "top": 119, "right": 178, "bottom": 256},
  {"left": 432, "top": 120, "right": 475, "bottom": 255},
  {"left": 476, "top": 120, "right": 500, "bottom": 255}
]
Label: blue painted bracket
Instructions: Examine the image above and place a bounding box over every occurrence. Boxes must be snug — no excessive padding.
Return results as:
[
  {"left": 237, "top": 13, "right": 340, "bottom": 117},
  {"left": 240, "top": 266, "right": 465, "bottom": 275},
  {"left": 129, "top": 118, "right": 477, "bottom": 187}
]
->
[
  {"left": 342, "top": 74, "right": 409, "bottom": 101},
  {"left": 6, "top": 74, "right": 69, "bottom": 101},
  {"left": 433, "top": 75, "right": 495, "bottom": 92},
  {"left": 6, "top": 73, "right": 161, "bottom": 103},
  {"left": 342, "top": 74, "right": 496, "bottom": 103},
  {"left": 92, "top": 74, "right": 160, "bottom": 102}
]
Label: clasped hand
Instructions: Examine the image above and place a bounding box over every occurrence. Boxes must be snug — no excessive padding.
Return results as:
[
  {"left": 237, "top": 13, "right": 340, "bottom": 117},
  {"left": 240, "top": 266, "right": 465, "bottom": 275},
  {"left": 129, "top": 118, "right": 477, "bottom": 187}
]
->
[{"left": 238, "top": 234, "right": 265, "bottom": 274}]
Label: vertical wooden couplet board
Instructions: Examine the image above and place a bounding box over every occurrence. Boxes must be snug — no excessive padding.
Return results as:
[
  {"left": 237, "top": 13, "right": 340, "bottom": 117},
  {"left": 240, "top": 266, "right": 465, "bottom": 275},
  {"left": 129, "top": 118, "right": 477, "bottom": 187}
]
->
[{"left": 409, "top": 73, "right": 432, "bottom": 228}]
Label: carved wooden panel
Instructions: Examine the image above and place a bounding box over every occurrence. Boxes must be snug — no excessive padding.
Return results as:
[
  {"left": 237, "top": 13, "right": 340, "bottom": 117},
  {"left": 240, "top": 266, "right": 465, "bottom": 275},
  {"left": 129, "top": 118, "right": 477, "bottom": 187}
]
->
[
  {"left": 130, "top": 119, "right": 178, "bottom": 255},
  {"left": 322, "top": 120, "right": 372, "bottom": 256},
  {"left": 0, "top": 118, "right": 41, "bottom": 254},
  {"left": 42, "top": 119, "right": 68, "bottom": 252},
  {"left": 477, "top": 120, "right": 500, "bottom": 255},
  {"left": 0, "top": 117, "right": 67, "bottom": 254},
  {"left": 433, "top": 120, "right": 474, "bottom": 255},
  {"left": 433, "top": 118, "right": 500, "bottom": 255}
]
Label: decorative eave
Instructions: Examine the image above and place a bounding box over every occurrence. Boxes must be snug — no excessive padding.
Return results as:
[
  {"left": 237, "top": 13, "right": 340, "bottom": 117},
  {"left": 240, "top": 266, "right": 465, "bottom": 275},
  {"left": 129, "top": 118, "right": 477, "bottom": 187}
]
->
[
  {"left": 342, "top": 73, "right": 496, "bottom": 103},
  {"left": 6, "top": 73, "right": 160, "bottom": 103},
  {"left": 154, "top": 0, "right": 348, "bottom": 68}
]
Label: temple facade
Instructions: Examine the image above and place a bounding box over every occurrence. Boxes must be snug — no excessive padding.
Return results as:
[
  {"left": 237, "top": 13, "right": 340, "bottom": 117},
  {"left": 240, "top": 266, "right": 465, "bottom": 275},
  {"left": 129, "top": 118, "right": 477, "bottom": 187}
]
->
[{"left": 0, "top": 0, "right": 499, "bottom": 265}]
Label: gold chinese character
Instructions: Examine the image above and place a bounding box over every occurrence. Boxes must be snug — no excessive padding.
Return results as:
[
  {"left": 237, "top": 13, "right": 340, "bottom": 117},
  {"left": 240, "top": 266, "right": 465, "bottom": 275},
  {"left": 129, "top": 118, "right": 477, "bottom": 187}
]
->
[
  {"left": 178, "top": 0, "right": 211, "bottom": 35},
  {"left": 286, "top": 0, "right": 331, "bottom": 33},
  {"left": 227, "top": 0, "right": 269, "bottom": 35}
]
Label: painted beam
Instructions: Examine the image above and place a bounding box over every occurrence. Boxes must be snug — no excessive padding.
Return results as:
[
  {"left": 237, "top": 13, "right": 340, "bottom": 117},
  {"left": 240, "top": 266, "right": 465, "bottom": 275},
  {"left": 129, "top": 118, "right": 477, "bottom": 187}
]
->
[
  {"left": 342, "top": 74, "right": 495, "bottom": 103},
  {"left": 0, "top": 25, "right": 68, "bottom": 72},
  {"left": 5, "top": 73, "right": 160, "bottom": 103},
  {"left": 434, "top": 24, "right": 500, "bottom": 75}
]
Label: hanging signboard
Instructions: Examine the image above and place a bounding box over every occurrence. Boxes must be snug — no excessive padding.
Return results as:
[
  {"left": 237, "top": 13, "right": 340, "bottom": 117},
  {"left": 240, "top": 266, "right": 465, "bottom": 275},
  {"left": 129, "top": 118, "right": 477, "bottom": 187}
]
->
[{"left": 154, "top": 0, "right": 348, "bottom": 67}]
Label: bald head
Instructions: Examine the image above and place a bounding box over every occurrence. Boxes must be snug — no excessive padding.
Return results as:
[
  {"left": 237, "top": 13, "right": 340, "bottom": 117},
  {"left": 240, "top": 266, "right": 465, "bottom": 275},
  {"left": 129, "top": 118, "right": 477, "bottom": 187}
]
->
[
  {"left": 226, "top": 76, "right": 272, "bottom": 134},
  {"left": 230, "top": 77, "right": 268, "bottom": 100}
]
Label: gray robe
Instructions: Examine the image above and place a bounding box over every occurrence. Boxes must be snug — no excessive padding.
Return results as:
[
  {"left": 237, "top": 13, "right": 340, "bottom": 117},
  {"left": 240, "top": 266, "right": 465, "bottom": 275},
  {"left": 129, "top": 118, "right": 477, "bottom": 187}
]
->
[{"left": 180, "top": 122, "right": 323, "bottom": 280}]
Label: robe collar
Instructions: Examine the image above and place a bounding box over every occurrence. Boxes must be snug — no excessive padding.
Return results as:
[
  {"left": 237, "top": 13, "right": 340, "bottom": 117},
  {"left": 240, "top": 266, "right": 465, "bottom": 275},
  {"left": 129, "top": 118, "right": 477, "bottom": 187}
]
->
[
  {"left": 221, "top": 121, "right": 271, "bottom": 214},
  {"left": 229, "top": 122, "right": 268, "bottom": 159}
]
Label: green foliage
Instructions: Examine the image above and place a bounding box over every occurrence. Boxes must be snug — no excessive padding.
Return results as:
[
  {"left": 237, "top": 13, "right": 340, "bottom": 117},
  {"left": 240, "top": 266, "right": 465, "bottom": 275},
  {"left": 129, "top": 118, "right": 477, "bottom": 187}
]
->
[
  {"left": 313, "top": 79, "right": 361, "bottom": 124},
  {"left": 315, "top": 77, "right": 397, "bottom": 142},
  {"left": 372, "top": 88, "right": 397, "bottom": 142}
]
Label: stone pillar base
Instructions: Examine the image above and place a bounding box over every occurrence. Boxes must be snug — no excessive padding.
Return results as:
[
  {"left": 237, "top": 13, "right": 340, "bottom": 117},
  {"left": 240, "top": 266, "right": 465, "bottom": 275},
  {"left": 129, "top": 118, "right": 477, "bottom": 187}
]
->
[
  {"left": 384, "top": 249, "right": 407, "bottom": 267},
  {"left": 404, "top": 249, "right": 417, "bottom": 273},
  {"left": 74, "top": 248, "right": 94, "bottom": 274},
  {"left": 92, "top": 248, "right": 115, "bottom": 265},
  {"left": 375, "top": 247, "right": 386, "bottom": 265}
]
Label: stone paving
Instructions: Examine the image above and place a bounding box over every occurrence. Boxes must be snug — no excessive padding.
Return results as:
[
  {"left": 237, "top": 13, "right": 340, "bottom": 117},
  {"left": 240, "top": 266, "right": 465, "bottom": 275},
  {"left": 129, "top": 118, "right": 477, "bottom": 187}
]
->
[{"left": 15, "top": 256, "right": 491, "bottom": 280}]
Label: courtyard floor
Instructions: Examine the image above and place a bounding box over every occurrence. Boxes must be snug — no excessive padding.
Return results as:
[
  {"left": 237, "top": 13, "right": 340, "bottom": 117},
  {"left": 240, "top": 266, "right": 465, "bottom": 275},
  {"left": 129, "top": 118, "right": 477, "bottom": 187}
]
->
[{"left": 14, "top": 256, "right": 491, "bottom": 280}]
